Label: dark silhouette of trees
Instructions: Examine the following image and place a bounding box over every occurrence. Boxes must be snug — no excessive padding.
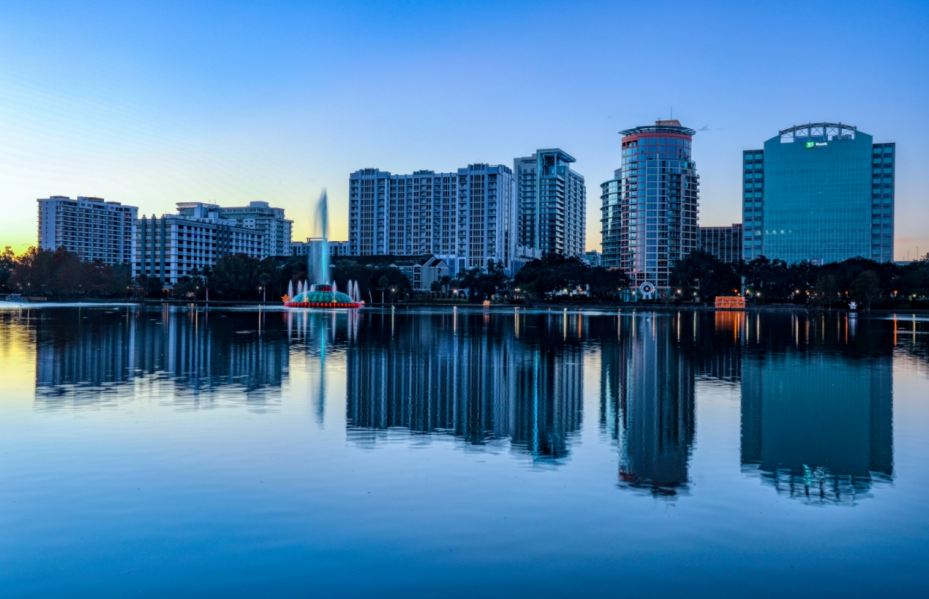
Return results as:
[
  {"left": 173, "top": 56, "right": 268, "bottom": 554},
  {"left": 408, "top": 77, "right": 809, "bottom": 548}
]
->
[
  {"left": 670, "top": 251, "right": 740, "bottom": 302},
  {"left": 513, "top": 255, "right": 630, "bottom": 301}
]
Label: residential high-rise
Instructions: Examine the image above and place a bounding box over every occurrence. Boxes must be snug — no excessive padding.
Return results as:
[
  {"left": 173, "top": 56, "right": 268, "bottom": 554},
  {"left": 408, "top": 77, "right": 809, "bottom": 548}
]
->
[
  {"left": 698, "top": 224, "right": 742, "bottom": 264},
  {"left": 742, "top": 122, "right": 894, "bottom": 264},
  {"left": 216, "top": 201, "right": 292, "bottom": 258},
  {"left": 514, "top": 149, "right": 586, "bottom": 258},
  {"left": 37, "top": 196, "right": 137, "bottom": 266},
  {"left": 135, "top": 203, "right": 262, "bottom": 285},
  {"left": 600, "top": 120, "right": 700, "bottom": 294},
  {"left": 348, "top": 164, "right": 517, "bottom": 274}
]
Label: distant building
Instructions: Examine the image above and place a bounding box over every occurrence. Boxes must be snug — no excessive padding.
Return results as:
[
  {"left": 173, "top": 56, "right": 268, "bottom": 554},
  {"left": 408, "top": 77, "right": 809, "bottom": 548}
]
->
[
  {"left": 135, "top": 203, "right": 262, "bottom": 285},
  {"left": 330, "top": 241, "right": 350, "bottom": 256},
  {"left": 698, "top": 224, "right": 742, "bottom": 264},
  {"left": 601, "top": 120, "right": 700, "bottom": 294},
  {"left": 37, "top": 196, "right": 137, "bottom": 266},
  {"left": 348, "top": 164, "right": 517, "bottom": 275},
  {"left": 340, "top": 255, "right": 450, "bottom": 292},
  {"left": 514, "top": 149, "right": 586, "bottom": 258},
  {"left": 292, "top": 239, "right": 351, "bottom": 257},
  {"left": 743, "top": 122, "right": 894, "bottom": 264},
  {"left": 199, "top": 200, "right": 292, "bottom": 258},
  {"left": 583, "top": 250, "right": 602, "bottom": 267}
]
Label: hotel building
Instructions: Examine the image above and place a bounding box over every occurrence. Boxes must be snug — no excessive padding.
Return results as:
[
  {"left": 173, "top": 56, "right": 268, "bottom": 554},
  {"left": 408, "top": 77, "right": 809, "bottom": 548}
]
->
[
  {"left": 135, "top": 203, "right": 262, "bottom": 285},
  {"left": 37, "top": 196, "right": 137, "bottom": 266}
]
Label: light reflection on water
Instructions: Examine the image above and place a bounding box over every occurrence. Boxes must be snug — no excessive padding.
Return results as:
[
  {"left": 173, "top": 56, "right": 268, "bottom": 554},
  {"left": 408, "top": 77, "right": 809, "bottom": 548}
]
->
[{"left": 1, "top": 305, "right": 928, "bottom": 596}]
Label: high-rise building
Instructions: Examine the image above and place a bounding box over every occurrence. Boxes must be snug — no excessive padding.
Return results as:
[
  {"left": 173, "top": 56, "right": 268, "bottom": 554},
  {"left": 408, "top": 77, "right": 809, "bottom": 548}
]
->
[
  {"left": 37, "top": 196, "right": 137, "bottom": 266},
  {"left": 348, "top": 164, "right": 517, "bottom": 274},
  {"left": 698, "top": 224, "right": 742, "bottom": 264},
  {"left": 216, "top": 201, "right": 292, "bottom": 258},
  {"left": 600, "top": 120, "right": 700, "bottom": 294},
  {"left": 742, "top": 122, "right": 894, "bottom": 264},
  {"left": 135, "top": 203, "right": 262, "bottom": 285},
  {"left": 514, "top": 149, "right": 586, "bottom": 258}
]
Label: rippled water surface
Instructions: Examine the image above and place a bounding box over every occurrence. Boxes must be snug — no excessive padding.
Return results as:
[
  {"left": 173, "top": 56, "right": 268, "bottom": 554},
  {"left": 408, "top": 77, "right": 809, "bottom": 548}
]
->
[{"left": 1, "top": 306, "right": 928, "bottom": 597}]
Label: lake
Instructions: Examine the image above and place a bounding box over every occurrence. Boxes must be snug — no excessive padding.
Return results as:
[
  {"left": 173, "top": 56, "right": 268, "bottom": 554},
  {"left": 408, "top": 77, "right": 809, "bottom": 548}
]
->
[{"left": 1, "top": 305, "right": 928, "bottom": 597}]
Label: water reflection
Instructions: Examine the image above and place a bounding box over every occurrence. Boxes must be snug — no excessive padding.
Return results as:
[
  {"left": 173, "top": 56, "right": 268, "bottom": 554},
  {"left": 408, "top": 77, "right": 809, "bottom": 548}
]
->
[
  {"left": 601, "top": 314, "right": 695, "bottom": 496},
  {"left": 1, "top": 305, "right": 923, "bottom": 505},
  {"left": 345, "top": 311, "right": 583, "bottom": 462},
  {"left": 30, "top": 307, "right": 290, "bottom": 409}
]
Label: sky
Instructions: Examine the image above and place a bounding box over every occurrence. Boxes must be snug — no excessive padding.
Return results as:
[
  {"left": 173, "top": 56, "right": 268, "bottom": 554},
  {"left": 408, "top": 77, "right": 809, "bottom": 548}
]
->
[{"left": 1, "top": 0, "right": 927, "bottom": 259}]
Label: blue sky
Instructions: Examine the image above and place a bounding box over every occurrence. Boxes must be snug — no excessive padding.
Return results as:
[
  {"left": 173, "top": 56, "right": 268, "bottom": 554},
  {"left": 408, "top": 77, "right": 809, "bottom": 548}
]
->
[{"left": 1, "top": 0, "right": 927, "bottom": 258}]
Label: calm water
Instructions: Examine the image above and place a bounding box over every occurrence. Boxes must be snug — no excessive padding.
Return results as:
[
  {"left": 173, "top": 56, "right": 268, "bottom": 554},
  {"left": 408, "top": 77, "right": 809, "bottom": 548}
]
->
[{"left": 1, "top": 305, "right": 928, "bottom": 597}]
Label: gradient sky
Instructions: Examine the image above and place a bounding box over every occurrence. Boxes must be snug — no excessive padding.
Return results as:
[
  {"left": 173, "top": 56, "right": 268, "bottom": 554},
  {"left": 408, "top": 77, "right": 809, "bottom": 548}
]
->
[{"left": 1, "top": 0, "right": 927, "bottom": 258}]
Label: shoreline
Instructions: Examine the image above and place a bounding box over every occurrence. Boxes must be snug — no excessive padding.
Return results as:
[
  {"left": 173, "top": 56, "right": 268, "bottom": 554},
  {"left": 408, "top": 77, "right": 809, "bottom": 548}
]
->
[{"left": 2, "top": 298, "right": 928, "bottom": 315}]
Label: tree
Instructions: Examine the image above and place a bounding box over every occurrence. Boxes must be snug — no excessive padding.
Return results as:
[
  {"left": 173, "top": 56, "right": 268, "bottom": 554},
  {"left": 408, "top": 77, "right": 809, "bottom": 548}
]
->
[
  {"left": 850, "top": 270, "right": 881, "bottom": 310},
  {"left": 670, "top": 251, "right": 740, "bottom": 303},
  {"left": 209, "top": 254, "right": 262, "bottom": 299},
  {"left": 0, "top": 246, "right": 15, "bottom": 292}
]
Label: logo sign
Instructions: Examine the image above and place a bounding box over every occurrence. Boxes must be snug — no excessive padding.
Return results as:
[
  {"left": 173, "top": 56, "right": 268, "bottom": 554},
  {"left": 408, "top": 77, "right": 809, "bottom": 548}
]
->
[
  {"left": 804, "top": 141, "right": 815, "bottom": 149},
  {"left": 804, "top": 141, "right": 829, "bottom": 149},
  {"left": 639, "top": 281, "right": 656, "bottom": 297}
]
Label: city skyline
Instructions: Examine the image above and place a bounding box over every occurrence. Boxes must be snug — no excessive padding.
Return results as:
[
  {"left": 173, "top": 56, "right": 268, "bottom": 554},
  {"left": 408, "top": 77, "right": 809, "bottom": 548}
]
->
[{"left": 2, "top": 1, "right": 928, "bottom": 259}]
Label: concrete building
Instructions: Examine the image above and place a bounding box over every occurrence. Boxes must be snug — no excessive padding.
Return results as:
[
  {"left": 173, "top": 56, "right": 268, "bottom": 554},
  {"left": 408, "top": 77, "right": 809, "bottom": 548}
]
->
[
  {"left": 135, "top": 203, "right": 262, "bottom": 285},
  {"left": 742, "top": 122, "right": 894, "bottom": 264},
  {"left": 37, "top": 196, "right": 137, "bottom": 266},
  {"left": 292, "top": 239, "right": 350, "bottom": 257},
  {"left": 348, "top": 164, "right": 517, "bottom": 275},
  {"left": 698, "top": 224, "right": 742, "bottom": 264},
  {"left": 514, "top": 149, "right": 586, "bottom": 258},
  {"left": 600, "top": 120, "right": 700, "bottom": 295}
]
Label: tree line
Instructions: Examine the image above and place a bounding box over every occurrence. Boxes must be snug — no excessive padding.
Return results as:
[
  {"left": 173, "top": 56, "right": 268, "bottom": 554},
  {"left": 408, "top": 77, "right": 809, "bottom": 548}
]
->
[
  {"left": 3, "top": 246, "right": 928, "bottom": 309},
  {"left": 670, "top": 251, "right": 929, "bottom": 309}
]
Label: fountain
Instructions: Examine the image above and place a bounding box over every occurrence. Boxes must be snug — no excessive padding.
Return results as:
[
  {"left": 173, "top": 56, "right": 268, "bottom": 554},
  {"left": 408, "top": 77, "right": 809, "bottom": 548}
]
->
[{"left": 284, "top": 190, "right": 364, "bottom": 309}]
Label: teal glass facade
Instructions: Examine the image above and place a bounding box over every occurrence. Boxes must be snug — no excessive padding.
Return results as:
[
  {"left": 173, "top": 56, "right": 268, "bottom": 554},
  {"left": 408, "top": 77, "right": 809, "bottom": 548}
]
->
[{"left": 742, "top": 123, "right": 894, "bottom": 264}]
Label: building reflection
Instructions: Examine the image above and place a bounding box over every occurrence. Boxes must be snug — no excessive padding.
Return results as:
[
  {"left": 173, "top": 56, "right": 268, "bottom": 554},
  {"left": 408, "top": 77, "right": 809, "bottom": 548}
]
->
[
  {"left": 601, "top": 313, "right": 696, "bottom": 497},
  {"left": 741, "top": 351, "right": 893, "bottom": 504},
  {"left": 33, "top": 307, "right": 290, "bottom": 408},
  {"left": 739, "top": 313, "right": 895, "bottom": 504},
  {"left": 346, "top": 310, "right": 583, "bottom": 462}
]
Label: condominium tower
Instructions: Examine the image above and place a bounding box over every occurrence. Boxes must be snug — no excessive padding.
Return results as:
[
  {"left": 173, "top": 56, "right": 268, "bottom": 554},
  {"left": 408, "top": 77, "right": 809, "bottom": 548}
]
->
[
  {"left": 742, "top": 122, "right": 894, "bottom": 264},
  {"left": 600, "top": 120, "right": 700, "bottom": 294},
  {"left": 37, "top": 196, "right": 138, "bottom": 266},
  {"left": 514, "top": 149, "right": 586, "bottom": 258},
  {"left": 348, "top": 164, "right": 517, "bottom": 274}
]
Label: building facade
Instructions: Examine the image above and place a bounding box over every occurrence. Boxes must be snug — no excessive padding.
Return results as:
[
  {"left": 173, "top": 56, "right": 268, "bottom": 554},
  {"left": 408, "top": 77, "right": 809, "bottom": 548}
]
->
[
  {"left": 216, "top": 201, "right": 292, "bottom": 258},
  {"left": 348, "top": 164, "right": 517, "bottom": 274},
  {"left": 600, "top": 120, "right": 700, "bottom": 294},
  {"left": 135, "top": 203, "right": 262, "bottom": 285},
  {"left": 514, "top": 149, "right": 586, "bottom": 258},
  {"left": 37, "top": 196, "right": 137, "bottom": 266},
  {"left": 742, "top": 122, "right": 894, "bottom": 264},
  {"left": 698, "top": 224, "right": 742, "bottom": 264}
]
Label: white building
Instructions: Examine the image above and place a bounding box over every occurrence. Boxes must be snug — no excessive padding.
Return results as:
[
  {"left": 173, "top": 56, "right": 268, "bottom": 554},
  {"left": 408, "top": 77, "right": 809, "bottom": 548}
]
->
[
  {"left": 215, "top": 201, "right": 292, "bottom": 258},
  {"left": 348, "top": 164, "right": 517, "bottom": 275},
  {"left": 135, "top": 203, "right": 262, "bottom": 285},
  {"left": 37, "top": 196, "right": 137, "bottom": 265}
]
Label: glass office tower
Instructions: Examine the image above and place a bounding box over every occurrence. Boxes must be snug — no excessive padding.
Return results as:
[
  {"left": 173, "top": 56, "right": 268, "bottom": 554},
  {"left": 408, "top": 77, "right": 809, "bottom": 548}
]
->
[
  {"left": 742, "top": 122, "right": 895, "bottom": 264},
  {"left": 600, "top": 120, "right": 699, "bottom": 295}
]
